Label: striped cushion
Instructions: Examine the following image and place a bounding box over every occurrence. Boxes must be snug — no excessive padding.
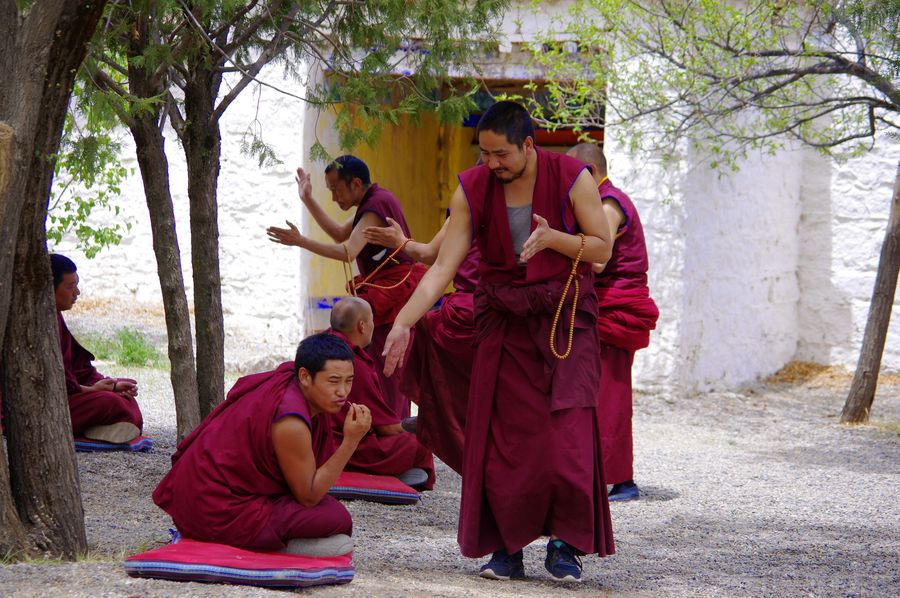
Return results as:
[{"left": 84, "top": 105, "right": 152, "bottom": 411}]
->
[
  {"left": 327, "top": 471, "right": 420, "bottom": 505},
  {"left": 74, "top": 435, "right": 154, "bottom": 453},
  {"left": 124, "top": 539, "right": 354, "bottom": 589}
]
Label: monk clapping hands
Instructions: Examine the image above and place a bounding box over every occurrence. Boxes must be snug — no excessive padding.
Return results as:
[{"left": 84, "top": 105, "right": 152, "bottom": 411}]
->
[{"left": 342, "top": 403, "right": 372, "bottom": 443}]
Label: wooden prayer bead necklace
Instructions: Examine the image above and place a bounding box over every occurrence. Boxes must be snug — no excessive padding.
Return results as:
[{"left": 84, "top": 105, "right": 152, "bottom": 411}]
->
[
  {"left": 549, "top": 232, "right": 586, "bottom": 360},
  {"left": 343, "top": 239, "right": 415, "bottom": 296}
]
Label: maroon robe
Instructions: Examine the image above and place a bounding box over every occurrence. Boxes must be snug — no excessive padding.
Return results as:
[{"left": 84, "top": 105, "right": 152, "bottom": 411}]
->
[
  {"left": 402, "top": 244, "right": 480, "bottom": 474},
  {"left": 328, "top": 330, "right": 435, "bottom": 489},
  {"left": 456, "top": 148, "right": 615, "bottom": 558},
  {"left": 595, "top": 179, "right": 659, "bottom": 485},
  {"left": 57, "top": 312, "right": 143, "bottom": 437},
  {"left": 350, "top": 183, "right": 426, "bottom": 419},
  {"left": 153, "top": 362, "right": 350, "bottom": 551}
]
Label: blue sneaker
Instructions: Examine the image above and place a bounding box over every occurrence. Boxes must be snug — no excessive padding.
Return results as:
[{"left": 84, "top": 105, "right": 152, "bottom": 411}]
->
[
  {"left": 479, "top": 549, "right": 525, "bottom": 580},
  {"left": 545, "top": 539, "right": 582, "bottom": 582},
  {"left": 608, "top": 480, "right": 640, "bottom": 501}
]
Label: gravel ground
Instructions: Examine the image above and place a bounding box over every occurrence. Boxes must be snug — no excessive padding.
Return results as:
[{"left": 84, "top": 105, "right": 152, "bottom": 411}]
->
[{"left": 1, "top": 302, "right": 898, "bottom": 597}]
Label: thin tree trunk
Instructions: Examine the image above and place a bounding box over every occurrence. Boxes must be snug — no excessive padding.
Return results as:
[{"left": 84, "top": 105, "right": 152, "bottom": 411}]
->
[
  {"left": 124, "top": 11, "right": 201, "bottom": 439},
  {"left": 842, "top": 161, "right": 900, "bottom": 423},
  {"left": 183, "top": 60, "right": 225, "bottom": 418},
  {"left": 131, "top": 118, "right": 202, "bottom": 439}
]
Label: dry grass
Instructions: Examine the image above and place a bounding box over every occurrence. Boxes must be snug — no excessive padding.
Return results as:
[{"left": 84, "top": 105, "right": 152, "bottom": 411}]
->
[{"left": 764, "top": 360, "right": 900, "bottom": 389}]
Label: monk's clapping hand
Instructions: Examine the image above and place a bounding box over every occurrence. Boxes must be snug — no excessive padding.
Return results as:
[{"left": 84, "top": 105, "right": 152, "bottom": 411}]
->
[
  {"left": 343, "top": 403, "right": 372, "bottom": 443},
  {"left": 362, "top": 217, "right": 406, "bottom": 249},
  {"left": 519, "top": 214, "right": 553, "bottom": 262},
  {"left": 381, "top": 324, "right": 410, "bottom": 377},
  {"left": 295, "top": 167, "right": 313, "bottom": 203},
  {"left": 266, "top": 221, "right": 305, "bottom": 247}
]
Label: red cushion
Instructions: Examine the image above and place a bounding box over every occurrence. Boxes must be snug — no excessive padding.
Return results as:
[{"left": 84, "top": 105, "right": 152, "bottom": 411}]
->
[{"left": 328, "top": 471, "right": 420, "bottom": 505}]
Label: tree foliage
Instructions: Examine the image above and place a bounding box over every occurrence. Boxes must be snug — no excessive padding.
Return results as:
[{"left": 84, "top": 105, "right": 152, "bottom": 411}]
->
[{"left": 523, "top": 0, "right": 899, "bottom": 167}]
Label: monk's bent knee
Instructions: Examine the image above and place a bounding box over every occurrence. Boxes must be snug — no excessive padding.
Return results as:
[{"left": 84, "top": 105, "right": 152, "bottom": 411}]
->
[{"left": 249, "top": 494, "right": 353, "bottom": 551}]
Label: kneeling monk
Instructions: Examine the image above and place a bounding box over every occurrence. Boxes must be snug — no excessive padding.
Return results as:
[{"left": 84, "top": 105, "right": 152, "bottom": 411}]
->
[
  {"left": 153, "top": 333, "right": 372, "bottom": 551},
  {"left": 51, "top": 254, "right": 143, "bottom": 444},
  {"left": 328, "top": 297, "right": 435, "bottom": 490}
]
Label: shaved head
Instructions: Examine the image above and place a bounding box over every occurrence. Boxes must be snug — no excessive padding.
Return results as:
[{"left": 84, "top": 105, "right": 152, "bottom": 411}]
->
[
  {"left": 567, "top": 142, "right": 607, "bottom": 180},
  {"left": 330, "top": 297, "right": 373, "bottom": 334}
]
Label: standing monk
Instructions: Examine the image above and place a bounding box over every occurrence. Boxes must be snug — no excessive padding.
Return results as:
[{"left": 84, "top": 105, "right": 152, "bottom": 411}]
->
[
  {"left": 382, "top": 101, "right": 616, "bottom": 583},
  {"left": 363, "top": 214, "right": 479, "bottom": 475},
  {"left": 267, "top": 156, "right": 425, "bottom": 419},
  {"left": 567, "top": 143, "right": 659, "bottom": 501},
  {"left": 153, "top": 333, "right": 372, "bottom": 553},
  {"left": 327, "top": 297, "right": 435, "bottom": 489},
  {"left": 51, "top": 254, "right": 143, "bottom": 444}
]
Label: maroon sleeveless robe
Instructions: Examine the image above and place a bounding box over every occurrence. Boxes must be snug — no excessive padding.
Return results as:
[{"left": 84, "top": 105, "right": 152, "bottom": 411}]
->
[
  {"left": 402, "top": 242, "right": 480, "bottom": 475},
  {"left": 152, "top": 362, "right": 349, "bottom": 550},
  {"left": 594, "top": 179, "right": 659, "bottom": 485},
  {"left": 57, "top": 312, "right": 143, "bottom": 436},
  {"left": 455, "top": 148, "right": 615, "bottom": 558},
  {"left": 328, "top": 330, "right": 435, "bottom": 489},
  {"left": 350, "top": 183, "right": 426, "bottom": 419}
]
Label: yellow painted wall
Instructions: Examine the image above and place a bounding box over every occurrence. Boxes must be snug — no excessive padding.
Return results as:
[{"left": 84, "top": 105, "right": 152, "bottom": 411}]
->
[{"left": 307, "top": 109, "right": 478, "bottom": 298}]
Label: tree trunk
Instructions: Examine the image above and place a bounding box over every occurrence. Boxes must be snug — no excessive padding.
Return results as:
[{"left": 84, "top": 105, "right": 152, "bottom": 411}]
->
[
  {"left": 131, "top": 117, "right": 202, "bottom": 439},
  {"left": 182, "top": 60, "right": 225, "bottom": 419},
  {"left": 124, "top": 11, "right": 202, "bottom": 439},
  {"left": 842, "top": 160, "right": 900, "bottom": 423},
  {"left": 0, "top": 0, "right": 107, "bottom": 558}
]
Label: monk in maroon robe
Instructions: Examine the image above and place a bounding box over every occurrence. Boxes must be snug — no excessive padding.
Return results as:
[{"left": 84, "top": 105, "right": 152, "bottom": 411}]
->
[
  {"left": 364, "top": 214, "right": 480, "bottom": 475},
  {"left": 153, "top": 334, "right": 372, "bottom": 552},
  {"left": 327, "top": 297, "right": 435, "bottom": 489},
  {"left": 568, "top": 143, "right": 660, "bottom": 501},
  {"left": 50, "top": 254, "right": 143, "bottom": 444},
  {"left": 382, "top": 102, "right": 616, "bottom": 583},
  {"left": 267, "top": 155, "right": 425, "bottom": 420}
]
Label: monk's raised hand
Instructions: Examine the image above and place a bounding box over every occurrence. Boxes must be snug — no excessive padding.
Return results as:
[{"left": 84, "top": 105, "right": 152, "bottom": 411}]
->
[
  {"left": 344, "top": 403, "right": 372, "bottom": 443},
  {"left": 519, "top": 213, "right": 553, "bottom": 262},
  {"left": 381, "top": 323, "right": 410, "bottom": 377},
  {"left": 266, "top": 221, "right": 304, "bottom": 247},
  {"left": 295, "top": 167, "right": 313, "bottom": 203},
  {"left": 362, "top": 217, "right": 406, "bottom": 249}
]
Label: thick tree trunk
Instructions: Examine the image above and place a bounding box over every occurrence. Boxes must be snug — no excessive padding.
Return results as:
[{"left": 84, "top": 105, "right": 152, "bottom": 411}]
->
[
  {"left": 842, "top": 161, "right": 900, "bottom": 423},
  {"left": 183, "top": 62, "right": 225, "bottom": 419},
  {"left": 131, "top": 118, "right": 202, "bottom": 439},
  {"left": 0, "top": 0, "right": 107, "bottom": 559}
]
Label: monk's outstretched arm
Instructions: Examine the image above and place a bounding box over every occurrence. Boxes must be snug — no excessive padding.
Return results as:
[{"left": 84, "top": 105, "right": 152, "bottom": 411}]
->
[
  {"left": 363, "top": 216, "right": 449, "bottom": 265},
  {"left": 295, "top": 167, "right": 354, "bottom": 242},
  {"left": 382, "top": 187, "right": 472, "bottom": 376},
  {"left": 267, "top": 211, "right": 381, "bottom": 262},
  {"left": 273, "top": 404, "right": 371, "bottom": 507},
  {"left": 520, "top": 170, "right": 613, "bottom": 265}
]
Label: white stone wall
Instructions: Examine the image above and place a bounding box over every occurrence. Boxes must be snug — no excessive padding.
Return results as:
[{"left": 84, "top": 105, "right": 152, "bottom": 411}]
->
[{"left": 52, "top": 67, "right": 310, "bottom": 366}]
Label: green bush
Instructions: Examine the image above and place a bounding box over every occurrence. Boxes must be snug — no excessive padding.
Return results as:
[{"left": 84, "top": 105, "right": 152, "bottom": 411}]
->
[{"left": 79, "top": 328, "right": 162, "bottom": 368}]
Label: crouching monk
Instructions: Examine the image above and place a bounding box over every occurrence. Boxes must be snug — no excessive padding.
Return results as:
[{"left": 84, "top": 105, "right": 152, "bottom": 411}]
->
[
  {"left": 51, "top": 254, "right": 143, "bottom": 444},
  {"left": 327, "top": 297, "right": 435, "bottom": 489},
  {"left": 153, "top": 334, "right": 372, "bottom": 552}
]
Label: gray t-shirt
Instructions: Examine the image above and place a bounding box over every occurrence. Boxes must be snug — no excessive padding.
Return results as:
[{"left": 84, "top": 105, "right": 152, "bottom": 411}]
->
[{"left": 507, "top": 204, "right": 533, "bottom": 262}]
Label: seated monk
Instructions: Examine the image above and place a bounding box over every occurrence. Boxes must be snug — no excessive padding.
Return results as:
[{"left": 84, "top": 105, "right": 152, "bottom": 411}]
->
[
  {"left": 51, "top": 254, "right": 143, "bottom": 444},
  {"left": 327, "top": 297, "right": 435, "bottom": 490},
  {"left": 153, "top": 333, "right": 372, "bottom": 553}
]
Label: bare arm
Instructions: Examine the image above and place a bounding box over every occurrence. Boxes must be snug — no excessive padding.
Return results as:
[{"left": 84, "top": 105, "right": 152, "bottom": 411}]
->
[
  {"left": 382, "top": 187, "right": 472, "bottom": 375},
  {"left": 273, "top": 404, "right": 372, "bottom": 507},
  {"left": 295, "top": 167, "right": 354, "bottom": 242},
  {"left": 592, "top": 198, "right": 625, "bottom": 273},
  {"left": 520, "top": 170, "right": 613, "bottom": 265},
  {"left": 363, "top": 217, "right": 449, "bottom": 265},
  {"left": 267, "top": 211, "right": 382, "bottom": 262}
]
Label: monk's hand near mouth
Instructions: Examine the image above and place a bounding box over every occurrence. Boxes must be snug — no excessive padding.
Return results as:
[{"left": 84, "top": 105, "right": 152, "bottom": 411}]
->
[
  {"left": 267, "top": 221, "right": 305, "bottom": 247},
  {"left": 344, "top": 403, "right": 372, "bottom": 443},
  {"left": 362, "top": 217, "right": 406, "bottom": 249},
  {"left": 519, "top": 214, "right": 555, "bottom": 262},
  {"left": 382, "top": 324, "right": 410, "bottom": 377}
]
